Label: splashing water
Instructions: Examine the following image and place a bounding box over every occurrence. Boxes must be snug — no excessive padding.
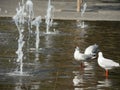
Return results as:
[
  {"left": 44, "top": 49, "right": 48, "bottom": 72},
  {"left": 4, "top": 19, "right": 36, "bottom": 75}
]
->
[
  {"left": 45, "top": 0, "right": 55, "bottom": 34},
  {"left": 13, "top": 1, "right": 26, "bottom": 75},
  {"left": 77, "top": 3, "right": 87, "bottom": 28},
  {"left": 81, "top": 3, "right": 87, "bottom": 28},
  {"left": 12, "top": 0, "right": 37, "bottom": 76},
  {"left": 81, "top": 3, "right": 87, "bottom": 17},
  {"left": 26, "top": 0, "right": 34, "bottom": 20},
  {"left": 25, "top": 0, "right": 34, "bottom": 33},
  {"left": 25, "top": 0, "right": 34, "bottom": 55},
  {"left": 31, "top": 16, "right": 42, "bottom": 52}
]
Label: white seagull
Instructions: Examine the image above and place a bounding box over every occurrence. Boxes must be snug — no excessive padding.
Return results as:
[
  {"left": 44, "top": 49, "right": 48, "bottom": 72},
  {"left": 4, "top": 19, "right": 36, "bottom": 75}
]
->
[
  {"left": 98, "top": 52, "right": 120, "bottom": 77},
  {"left": 74, "top": 46, "right": 93, "bottom": 61},
  {"left": 84, "top": 44, "right": 99, "bottom": 57}
]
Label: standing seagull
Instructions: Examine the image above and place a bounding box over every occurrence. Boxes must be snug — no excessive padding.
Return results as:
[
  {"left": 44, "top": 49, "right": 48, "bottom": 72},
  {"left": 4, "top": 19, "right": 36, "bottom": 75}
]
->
[
  {"left": 74, "top": 47, "right": 94, "bottom": 67},
  {"left": 84, "top": 44, "right": 99, "bottom": 57},
  {"left": 98, "top": 52, "right": 120, "bottom": 77}
]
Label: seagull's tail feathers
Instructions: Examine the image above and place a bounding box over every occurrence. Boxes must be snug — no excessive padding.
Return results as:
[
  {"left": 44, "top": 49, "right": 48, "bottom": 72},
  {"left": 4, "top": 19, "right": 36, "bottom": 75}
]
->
[{"left": 114, "top": 62, "right": 120, "bottom": 67}]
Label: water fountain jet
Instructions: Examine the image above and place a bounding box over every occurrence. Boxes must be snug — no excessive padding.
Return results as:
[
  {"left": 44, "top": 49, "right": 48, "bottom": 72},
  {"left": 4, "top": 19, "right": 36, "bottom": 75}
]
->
[
  {"left": 77, "top": 2, "right": 87, "bottom": 28},
  {"left": 13, "top": 1, "right": 26, "bottom": 75},
  {"left": 31, "top": 16, "right": 42, "bottom": 52},
  {"left": 11, "top": 0, "right": 31, "bottom": 76},
  {"left": 45, "top": 0, "right": 58, "bottom": 34}
]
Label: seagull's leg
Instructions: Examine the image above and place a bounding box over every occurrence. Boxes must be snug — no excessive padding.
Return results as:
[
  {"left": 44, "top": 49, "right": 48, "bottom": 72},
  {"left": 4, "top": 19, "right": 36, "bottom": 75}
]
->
[
  {"left": 80, "top": 62, "right": 85, "bottom": 69},
  {"left": 105, "top": 69, "right": 108, "bottom": 78},
  {"left": 80, "top": 62, "right": 83, "bottom": 67}
]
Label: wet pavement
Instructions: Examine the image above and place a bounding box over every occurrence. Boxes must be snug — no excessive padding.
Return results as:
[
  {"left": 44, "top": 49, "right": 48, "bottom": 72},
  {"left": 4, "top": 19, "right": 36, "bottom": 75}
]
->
[{"left": 0, "top": 18, "right": 120, "bottom": 90}]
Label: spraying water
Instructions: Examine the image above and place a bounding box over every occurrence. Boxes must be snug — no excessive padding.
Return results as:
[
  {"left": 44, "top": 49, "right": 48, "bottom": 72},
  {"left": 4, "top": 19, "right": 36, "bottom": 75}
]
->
[
  {"left": 26, "top": 0, "right": 34, "bottom": 20},
  {"left": 26, "top": 0, "right": 34, "bottom": 33},
  {"left": 31, "top": 16, "right": 42, "bottom": 52},
  {"left": 77, "top": 3, "right": 87, "bottom": 28},
  {"left": 25, "top": 0, "right": 34, "bottom": 59},
  {"left": 45, "top": 0, "right": 54, "bottom": 34},
  {"left": 12, "top": 0, "right": 37, "bottom": 76},
  {"left": 81, "top": 3, "right": 87, "bottom": 17},
  {"left": 13, "top": 1, "right": 26, "bottom": 75}
]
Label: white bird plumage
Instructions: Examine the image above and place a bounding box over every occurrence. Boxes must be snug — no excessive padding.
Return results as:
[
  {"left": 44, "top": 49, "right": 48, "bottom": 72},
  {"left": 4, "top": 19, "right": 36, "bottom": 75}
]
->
[
  {"left": 98, "top": 52, "right": 120, "bottom": 77},
  {"left": 74, "top": 46, "right": 93, "bottom": 61},
  {"left": 84, "top": 44, "right": 99, "bottom": 57},
  {"left": 98, "top": 52, "right": 120, "bottom": 70}
]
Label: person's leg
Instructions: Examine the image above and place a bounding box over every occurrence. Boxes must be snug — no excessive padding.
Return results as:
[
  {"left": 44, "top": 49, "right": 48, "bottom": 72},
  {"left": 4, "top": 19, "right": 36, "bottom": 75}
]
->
[{"left": 77, "top": 0, "right": 82, "bottom": 12}]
